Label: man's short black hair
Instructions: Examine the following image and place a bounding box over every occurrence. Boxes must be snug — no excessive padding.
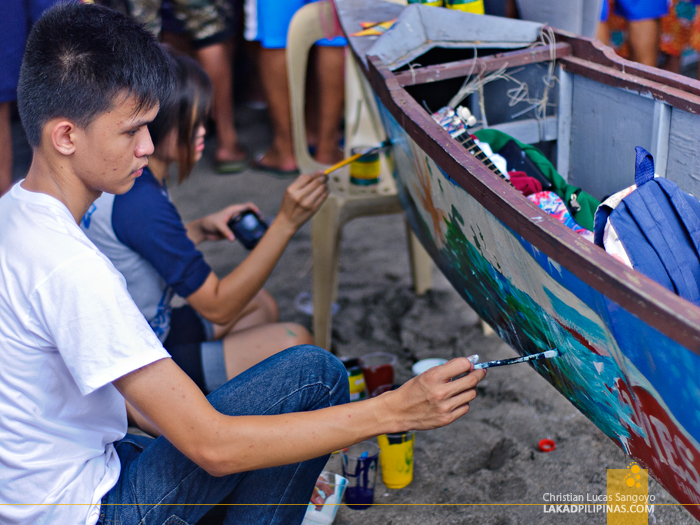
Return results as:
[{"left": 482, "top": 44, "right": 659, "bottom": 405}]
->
[{"left": 18, "top": 2, "right": 175, "bottom": 147}]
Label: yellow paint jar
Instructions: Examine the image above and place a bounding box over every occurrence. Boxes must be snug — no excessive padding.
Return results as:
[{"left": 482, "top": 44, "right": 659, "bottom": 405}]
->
[
  {"left": 341, "top": 357, "right": 367, "bottom": 401},
  {"left": 408, "top": 0, "right": 444, "bottom": 6},
  {"left": 446, "top": 0, "right": 484, "bottom": 14},
  {"left": 350, "top": 146, "right": 380, "bottom": 186},
  {"left": 378, "top": 431, "right": 415, "bottom": 489}
]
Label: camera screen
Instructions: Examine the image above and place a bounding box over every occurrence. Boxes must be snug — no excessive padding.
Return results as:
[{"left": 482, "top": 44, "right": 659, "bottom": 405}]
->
[{"left": 241, "top": 214, "right": 259, "bottom": 231}]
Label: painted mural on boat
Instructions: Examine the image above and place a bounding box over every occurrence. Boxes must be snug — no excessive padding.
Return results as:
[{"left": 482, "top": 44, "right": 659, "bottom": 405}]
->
[{"left": 378, "top": 103, "right": 700, "bottom": 507}]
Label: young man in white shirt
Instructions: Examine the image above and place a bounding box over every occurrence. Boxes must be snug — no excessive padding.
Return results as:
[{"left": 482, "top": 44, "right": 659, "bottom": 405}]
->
[{"left": 0, "top": 3, "right": 486, "bottom": 524}]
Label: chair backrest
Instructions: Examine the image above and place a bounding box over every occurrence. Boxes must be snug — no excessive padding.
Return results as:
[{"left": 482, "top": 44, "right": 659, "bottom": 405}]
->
[{"left": 287, "top": 1, "right": 396, "bottom": 198}]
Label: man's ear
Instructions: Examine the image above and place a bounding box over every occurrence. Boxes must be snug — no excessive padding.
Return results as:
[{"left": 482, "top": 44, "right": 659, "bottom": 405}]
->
[{"left": 49, "top": 120, "right": 78, "bottom": 156}]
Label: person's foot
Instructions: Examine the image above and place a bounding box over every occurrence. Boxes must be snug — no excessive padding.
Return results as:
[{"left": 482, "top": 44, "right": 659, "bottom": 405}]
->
[
  {"left": 215, "top": 145, "right": 250, "bottom": 174},
  {"left": 215, "top": 144, "right": 249, "bottom": 164},
  {"left": 314, "top": 146, "right": 344, "bottom": 166},
  {"left": 253, "top": 147, "right": 298, "bottom": 174}
]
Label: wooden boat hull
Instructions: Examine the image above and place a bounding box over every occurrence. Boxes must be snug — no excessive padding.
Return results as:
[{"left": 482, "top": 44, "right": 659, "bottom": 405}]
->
[
  {"left": 334, "top": 0, "right": 700, "bottom": 514},
  {"left": 381, "top": 103, "right": 700, "bottom": 508}
]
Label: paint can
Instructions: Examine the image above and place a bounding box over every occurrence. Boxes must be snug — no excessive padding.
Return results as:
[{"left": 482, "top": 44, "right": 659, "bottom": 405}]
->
[
  {"left": 408, "top": 0, "right": 444, "bottom": 6},
  {"left": 341, "top": 357, "right": 367, "bottom": 401},
  {"left": 411, "top": 358, "right": 448, "bottom": 376},
  {"left": 349, "top": 146, "right": 380, "bottom": 186},
  {"left": 378, "top": 430, "right": 415, "bottom": 489},
  {"left": 445, "top": 0, "right": 484, "bottom": 14}
]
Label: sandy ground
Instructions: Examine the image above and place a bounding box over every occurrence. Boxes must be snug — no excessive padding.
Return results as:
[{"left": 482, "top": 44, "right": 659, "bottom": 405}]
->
[{"left": 10, "top": 105, "right": 696, "bottom": 524}]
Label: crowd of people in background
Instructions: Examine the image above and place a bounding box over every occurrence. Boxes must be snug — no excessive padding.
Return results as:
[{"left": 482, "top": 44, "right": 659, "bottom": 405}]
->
[
  {"left": 598, "top": 0, "right": 700, "bottom": 73},
  {"left": 0, "top": 0, "right": 347, "bottom": 195},
  {"left": 4, "top": 0, "right": 700, "bottom": 198}
]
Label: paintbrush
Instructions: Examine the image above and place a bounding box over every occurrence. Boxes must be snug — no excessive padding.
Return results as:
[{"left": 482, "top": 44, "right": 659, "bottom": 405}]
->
[
  {"left": 322, "top": 140, "right": 391, "bottom": 175},
  {"left": 472, "top": 350, "right": 559, "bottom": 370}
]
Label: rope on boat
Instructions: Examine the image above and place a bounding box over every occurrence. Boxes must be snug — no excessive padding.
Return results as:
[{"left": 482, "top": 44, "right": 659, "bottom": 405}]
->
[
  {"left": 446, "top": 26, "right": 559, "bottom": 140},
  {"left": 407, "top": 62, "right": 423, "bottom": 86}
]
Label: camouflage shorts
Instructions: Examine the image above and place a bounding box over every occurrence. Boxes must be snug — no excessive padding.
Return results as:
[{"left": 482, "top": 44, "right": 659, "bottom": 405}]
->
[{"left": 123, "top": 0, "right": 234, "bottom": 46}]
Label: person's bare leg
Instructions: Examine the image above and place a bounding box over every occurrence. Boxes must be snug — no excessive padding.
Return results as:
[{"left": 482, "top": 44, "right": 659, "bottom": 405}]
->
[
  {"left": 0, "top": 102, "right": 12, "bottom": 195},
  {"left": 212, "top": 289, "right": 279, "bottom": 339},
  {"left": 242, "top": 42, "right": 266, "bottom": 108},
  {"left": 223, "top": 322, "right": 315, "bottom": 378},
  {"left": 195, "top": 41, "right": 248, "bottom": 165},
  {"left": 662, "top": 53, "right": 681, "bottom": 73},
  {"left": 596, "top": 20, "right": 610, "bottom": 45},
  {"left": 160, "top": 31, "right": 192, "bottom": 54},
  {"left": 628, "top": 18, "right": 660, "bottom": 66},
  {"left": 313, "top": 46, "right": 344, "bottom": 165},
  {"left": 505, "top": 0, "right": 518, "bottom": 18},
  {"left": 257, "top": 47, "right": 297, "bottom": 172}
]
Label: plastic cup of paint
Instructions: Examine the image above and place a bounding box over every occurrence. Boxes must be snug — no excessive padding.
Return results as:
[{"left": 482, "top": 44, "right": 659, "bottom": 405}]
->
[
  {"left": 378, "top": 430, "right": 415, "bottom": 489},
  {"left": 300, "top": 471, "right": 348, "bottom": 525},
  {"left": 359, "top": 353, "right": 397, "bottom": 399},
  {"left": 370, "top": 383, "right": 401, "bottom": 398},
  {"left": 411, "top": 358, "right": 448, "bottom": 376},
  {"left": 341, "top": 441, "right": 380, "bottom": 510}
]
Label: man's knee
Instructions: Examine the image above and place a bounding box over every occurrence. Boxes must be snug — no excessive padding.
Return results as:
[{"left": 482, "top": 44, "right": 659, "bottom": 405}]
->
[{"left": 283, "top": 344, "right": 349, "bottom": 406}]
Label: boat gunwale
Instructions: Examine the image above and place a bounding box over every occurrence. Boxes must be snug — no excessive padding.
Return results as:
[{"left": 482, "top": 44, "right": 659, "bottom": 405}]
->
[
  {"left": 359, "top": 51, "right": 700, "bottom": 355},
  {"left": 555, "top": 29, "right": 700, "bottom": 105}
]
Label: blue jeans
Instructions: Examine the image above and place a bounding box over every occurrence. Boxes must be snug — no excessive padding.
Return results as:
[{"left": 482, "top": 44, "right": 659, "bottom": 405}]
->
[{"left": 97, "top": 345, "right": 349, "bottom": 525}]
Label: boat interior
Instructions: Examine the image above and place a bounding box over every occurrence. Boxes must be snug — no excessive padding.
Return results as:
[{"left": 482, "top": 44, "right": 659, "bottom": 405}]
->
[{"left": 358, "top": 3, "right": 700, "bottom": 204}]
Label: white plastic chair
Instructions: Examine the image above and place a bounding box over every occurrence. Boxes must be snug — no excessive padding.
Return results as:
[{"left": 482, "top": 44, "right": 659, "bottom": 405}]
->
[{"left": 287, "top": 0, "right": 432, "bottom": 351}]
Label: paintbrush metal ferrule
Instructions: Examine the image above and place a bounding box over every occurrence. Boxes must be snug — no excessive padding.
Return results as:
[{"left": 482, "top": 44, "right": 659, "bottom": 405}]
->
[{"left": 473, "top": 349, "right": 559, "bottom": 370}]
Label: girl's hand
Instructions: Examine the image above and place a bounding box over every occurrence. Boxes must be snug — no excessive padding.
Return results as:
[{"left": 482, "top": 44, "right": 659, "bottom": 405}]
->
[
  {"left": 198, "top": 203, "right": 260, "bottom": 242},
  {"left": 275, "top": 172, "right": 329, "bottom": 233}
]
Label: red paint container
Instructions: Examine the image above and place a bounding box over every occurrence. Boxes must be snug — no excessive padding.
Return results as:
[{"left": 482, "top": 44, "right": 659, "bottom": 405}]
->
[
  {"left": 360, "top": 353, "right": 397, "bottom": 397},
  {"left": 539, "top": 439, "right": 556, "bottom": 453}
]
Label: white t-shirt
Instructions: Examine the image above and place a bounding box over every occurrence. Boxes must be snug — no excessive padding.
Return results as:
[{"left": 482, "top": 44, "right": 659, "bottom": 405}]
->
[{"left": 0, "top": 183, "right": 170, "bottom": 525}]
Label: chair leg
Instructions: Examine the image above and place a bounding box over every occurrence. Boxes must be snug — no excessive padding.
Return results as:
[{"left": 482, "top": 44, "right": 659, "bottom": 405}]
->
[
  {"left": 312, "top": 197, "right": 343, "bottom": 351},
  {"left": 405, "top": 220, "right": 432, "bottom": 296},
  {"left": 481, "top": 320, "right": 494, "bottom": 336}
]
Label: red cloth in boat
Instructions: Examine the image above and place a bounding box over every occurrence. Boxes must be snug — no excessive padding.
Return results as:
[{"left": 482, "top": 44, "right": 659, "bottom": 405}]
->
[{"left": 509, "top": 170, "right": 542, "bottom": 196}]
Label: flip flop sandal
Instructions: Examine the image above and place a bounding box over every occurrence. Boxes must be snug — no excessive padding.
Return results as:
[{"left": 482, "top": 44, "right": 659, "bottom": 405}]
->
[
  {"left": 251, "top": 154, "right": 300, "bottom": 178},
  {"left": 215, "top": 148, "right": 250, "bottom": 174}
]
